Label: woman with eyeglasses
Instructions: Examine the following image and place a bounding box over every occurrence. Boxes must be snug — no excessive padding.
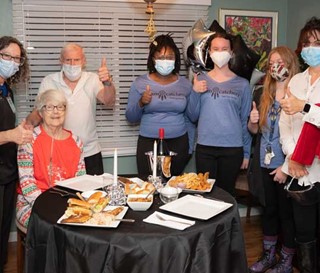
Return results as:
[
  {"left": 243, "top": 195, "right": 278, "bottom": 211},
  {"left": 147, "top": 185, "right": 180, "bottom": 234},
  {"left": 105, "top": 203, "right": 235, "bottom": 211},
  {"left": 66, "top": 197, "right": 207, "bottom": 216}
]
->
[
  {"left": 0, "top": 36, "right": 33, "bottom": 272},
  {"left": 248, "top": 47, "right": 299, "bottom": 273},
  {"left": 16, "top": 89, "right": 86, "bottom": 228},
  {"left": 126, "top": 34, "right": 195, "bottom": 178},
  {"left": 279, "top": 16, "right": 320, "bottom": 272}
]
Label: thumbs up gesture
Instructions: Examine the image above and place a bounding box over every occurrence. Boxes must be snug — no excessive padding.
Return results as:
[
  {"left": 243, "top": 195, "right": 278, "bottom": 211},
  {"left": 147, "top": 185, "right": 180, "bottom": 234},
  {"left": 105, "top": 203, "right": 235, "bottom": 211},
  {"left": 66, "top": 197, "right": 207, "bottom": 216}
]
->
[
  {"left": 98, "top": 57, "right": 112, "bottom": 83},
  {"left": 10, "top": 119, "right": 33, "bottom": 145},
  {"left": 139, "top": 85, "right": 152, "bottom": 107},
  {"left": 193, "top": 73, "right": 207, "bottom": 93},
  {"left": 249, "top": 101, "right": 259, "bottom": 124},
  {"left": 280, "top": 88, "right": 305, "bottom": 115}
]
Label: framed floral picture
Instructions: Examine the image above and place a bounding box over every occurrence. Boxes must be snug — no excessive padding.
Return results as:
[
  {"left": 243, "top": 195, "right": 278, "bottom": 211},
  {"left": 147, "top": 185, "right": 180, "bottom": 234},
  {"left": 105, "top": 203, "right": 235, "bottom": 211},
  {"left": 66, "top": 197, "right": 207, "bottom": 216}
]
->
[{"left": 219, "top": 9, "right": 278, "bottom": 72}]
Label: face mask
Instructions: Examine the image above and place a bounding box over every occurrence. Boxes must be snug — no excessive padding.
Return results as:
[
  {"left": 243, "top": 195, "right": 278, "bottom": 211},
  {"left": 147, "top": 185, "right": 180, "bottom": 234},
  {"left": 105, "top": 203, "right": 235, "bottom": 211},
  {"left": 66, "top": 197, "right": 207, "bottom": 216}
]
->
[
  {"left": 269, "top": 62, "right": 289, "bottom": 82},
  {"left": 301, "top": 46, "right": 320, "bottom": 67},
  {"left": 62, "top": 64, "right": 82, "bottom": 81},
  {"left": 0, "top": 59, "right": 20, "bottom": 79},
  {"left": 155, "top": 60, "right": 175, "bottom": 76},
  {"left": 210, "top": 51, "right": 232, "bottom": 68}
]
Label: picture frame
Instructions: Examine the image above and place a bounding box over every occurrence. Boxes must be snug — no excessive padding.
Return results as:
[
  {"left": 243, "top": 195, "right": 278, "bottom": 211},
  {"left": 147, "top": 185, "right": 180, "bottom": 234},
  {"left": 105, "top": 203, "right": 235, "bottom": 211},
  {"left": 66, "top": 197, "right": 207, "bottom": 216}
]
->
[{"left": 219, "top": 9, "right": 278, "bottom": 72}]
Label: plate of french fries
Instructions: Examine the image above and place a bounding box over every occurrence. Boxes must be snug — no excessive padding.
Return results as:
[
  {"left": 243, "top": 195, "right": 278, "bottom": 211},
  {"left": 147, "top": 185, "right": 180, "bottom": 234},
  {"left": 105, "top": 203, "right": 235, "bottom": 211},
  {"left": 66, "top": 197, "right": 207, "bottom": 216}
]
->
[
  {"left": 57, "top": 191, "right": 128, "bottom": 228},
  {"left": 167, "top": 172, "right": 215, "bottom": 193}
]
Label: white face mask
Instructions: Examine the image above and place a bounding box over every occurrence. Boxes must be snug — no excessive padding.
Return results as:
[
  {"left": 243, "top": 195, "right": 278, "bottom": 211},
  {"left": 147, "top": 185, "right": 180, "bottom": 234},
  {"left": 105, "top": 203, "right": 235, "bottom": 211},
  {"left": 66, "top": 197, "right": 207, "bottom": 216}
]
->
[
  {"left": 62, "top": 64, "right": 82, "bottom": 81},
  {"left": 210, "top": 51, "right": 232, "bottom": 68},
  {"left": 154, "top": 60, "right": 175, "bottom": 76},
  {"left": 0, "top": 59, "right": 20, "bottom": 79}
]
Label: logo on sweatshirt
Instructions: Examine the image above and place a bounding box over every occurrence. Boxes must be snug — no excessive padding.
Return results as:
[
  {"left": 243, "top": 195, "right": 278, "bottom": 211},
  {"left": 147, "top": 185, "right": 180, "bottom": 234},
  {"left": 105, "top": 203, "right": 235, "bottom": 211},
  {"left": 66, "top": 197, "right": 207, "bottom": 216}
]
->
[{"left": 209, "top": 87, "right": 239, "bottom": 99}]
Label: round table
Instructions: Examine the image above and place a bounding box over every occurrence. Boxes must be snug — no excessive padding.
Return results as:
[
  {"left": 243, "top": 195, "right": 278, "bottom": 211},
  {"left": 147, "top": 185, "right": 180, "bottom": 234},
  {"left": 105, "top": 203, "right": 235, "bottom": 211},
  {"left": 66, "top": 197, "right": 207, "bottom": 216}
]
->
[{"left": 25, "top": 186, "right": 248, "bottom": 273}]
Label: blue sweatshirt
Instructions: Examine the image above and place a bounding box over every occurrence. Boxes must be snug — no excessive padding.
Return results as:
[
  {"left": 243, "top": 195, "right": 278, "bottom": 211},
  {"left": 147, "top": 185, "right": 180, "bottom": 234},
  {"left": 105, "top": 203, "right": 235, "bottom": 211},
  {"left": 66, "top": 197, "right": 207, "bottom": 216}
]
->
[
  {"left": 125, "top": 74, "right": 195, "bottom": 152},
  {"left": 186, "top": 73, "right": 252, "bottom": 159}
]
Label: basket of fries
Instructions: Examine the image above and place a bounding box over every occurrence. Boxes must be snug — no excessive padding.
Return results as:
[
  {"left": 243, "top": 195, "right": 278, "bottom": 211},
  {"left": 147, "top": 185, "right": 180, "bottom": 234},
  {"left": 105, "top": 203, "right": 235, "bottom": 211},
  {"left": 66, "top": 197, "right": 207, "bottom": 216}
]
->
[{"left": 167, "top": 172, "right": 215, "bottom": 193}]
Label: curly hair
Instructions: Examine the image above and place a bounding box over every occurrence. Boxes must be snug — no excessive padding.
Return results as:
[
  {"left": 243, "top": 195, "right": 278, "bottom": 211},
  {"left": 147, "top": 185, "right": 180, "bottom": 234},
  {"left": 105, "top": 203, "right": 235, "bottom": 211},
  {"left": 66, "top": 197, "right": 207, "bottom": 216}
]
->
[
  {"left": 295, "top": 16, "right": 320, "bottom": 70},
  {"left": 147, "top": 34, "right": 181, "bottom": 74},
  {"left": 0, "top": 36, "right": 29, "bottom": 85}
]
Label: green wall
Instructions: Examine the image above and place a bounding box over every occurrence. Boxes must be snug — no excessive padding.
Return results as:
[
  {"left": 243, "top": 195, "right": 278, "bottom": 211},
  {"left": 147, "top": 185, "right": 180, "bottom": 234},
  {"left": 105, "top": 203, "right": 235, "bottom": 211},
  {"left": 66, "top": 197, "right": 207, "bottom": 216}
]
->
[
  {"left": 1, "top": 0, "right": 320, "bottom": 175},
  {"left": 0, "top": 0, "right": 12, "bottom": 36}
]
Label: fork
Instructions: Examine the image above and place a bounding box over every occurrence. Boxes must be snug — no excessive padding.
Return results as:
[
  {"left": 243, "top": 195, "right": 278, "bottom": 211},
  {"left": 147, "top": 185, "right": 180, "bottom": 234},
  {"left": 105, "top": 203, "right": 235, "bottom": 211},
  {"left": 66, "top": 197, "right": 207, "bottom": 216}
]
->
[{"left": 155, "top": 213, "right": 192, "bottom": 226}]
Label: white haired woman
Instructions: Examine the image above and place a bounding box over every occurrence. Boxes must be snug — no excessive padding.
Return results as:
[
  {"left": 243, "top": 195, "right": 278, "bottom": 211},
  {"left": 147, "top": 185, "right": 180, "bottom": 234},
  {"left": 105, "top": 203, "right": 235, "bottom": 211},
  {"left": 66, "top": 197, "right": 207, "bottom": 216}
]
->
[{"left": 16, "top": 89, "right": 86, "bottom": 228}]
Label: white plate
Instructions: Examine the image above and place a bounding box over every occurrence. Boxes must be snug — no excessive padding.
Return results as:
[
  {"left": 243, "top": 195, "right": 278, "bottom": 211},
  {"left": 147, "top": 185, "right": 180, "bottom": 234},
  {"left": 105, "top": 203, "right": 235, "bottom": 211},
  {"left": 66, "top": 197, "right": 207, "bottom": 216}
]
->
[
  {"left": 55, "top": 174, "right": 113, "bottom": 192},
  {"left": 159, "top": 195, "right": 233, "bottom": 220},
  {"left": 167, "top": 177, "right": 215, "bottom": 193},
  {"left": 81, "top": 190, "right": 107, "bottom": 200},
  {"left": 57, "top": 206, "right": 128, "bottom": 228}
]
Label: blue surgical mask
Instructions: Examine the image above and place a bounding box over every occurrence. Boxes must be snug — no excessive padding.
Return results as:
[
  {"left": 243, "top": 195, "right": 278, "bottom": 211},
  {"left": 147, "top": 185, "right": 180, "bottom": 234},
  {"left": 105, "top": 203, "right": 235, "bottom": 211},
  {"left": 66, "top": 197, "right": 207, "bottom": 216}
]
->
[
  {"left": 301, "top": 46, "right": 320, "bottom": 67},
  {"left": 62, "top": 64, "right": 82, "bottom": 81},
  {"left": 155, "top": 60, "right": 175, "bottom": 76},
  {"left": 0, "top": 59, "right": 20, "bottom": 79}
]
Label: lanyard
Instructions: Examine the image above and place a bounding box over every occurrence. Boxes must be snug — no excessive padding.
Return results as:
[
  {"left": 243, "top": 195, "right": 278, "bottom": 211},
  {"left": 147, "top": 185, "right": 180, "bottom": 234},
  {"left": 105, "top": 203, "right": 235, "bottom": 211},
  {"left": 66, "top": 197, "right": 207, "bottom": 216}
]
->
[{"left": 266, "top": 102, "right": 281, "bottom": 151}]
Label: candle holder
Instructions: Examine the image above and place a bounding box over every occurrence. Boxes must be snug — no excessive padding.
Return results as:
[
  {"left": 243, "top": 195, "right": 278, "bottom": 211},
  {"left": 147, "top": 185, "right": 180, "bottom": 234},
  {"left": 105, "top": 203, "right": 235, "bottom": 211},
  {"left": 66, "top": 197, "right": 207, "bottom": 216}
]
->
[
  {"left": 106, "top": 182, "right": 126, "bottom": 206},
  {"left": 145, "top": 151, "right": 177, "bottom": 184}
]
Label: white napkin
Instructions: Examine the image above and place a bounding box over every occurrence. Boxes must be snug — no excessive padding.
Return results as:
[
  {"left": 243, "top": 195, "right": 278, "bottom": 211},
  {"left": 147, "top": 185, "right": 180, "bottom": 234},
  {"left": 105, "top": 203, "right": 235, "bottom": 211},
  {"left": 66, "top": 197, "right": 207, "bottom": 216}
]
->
[{"left": 143, "top": 211, "right": 195, "bottom": 230}]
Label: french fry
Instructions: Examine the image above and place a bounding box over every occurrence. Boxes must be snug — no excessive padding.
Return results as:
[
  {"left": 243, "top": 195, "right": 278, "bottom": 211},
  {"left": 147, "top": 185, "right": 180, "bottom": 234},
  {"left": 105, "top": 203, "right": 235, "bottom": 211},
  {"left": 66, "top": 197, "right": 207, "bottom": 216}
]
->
[{"left": 169, "top": 172, "right": 211, "bottom": 190}]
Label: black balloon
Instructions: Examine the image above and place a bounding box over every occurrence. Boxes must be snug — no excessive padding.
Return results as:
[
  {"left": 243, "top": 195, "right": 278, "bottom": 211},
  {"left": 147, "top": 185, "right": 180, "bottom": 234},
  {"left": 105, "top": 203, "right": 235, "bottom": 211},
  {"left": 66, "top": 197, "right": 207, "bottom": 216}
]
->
[{"left": 184, "top": 19, "right": 261, "bottom": 81}]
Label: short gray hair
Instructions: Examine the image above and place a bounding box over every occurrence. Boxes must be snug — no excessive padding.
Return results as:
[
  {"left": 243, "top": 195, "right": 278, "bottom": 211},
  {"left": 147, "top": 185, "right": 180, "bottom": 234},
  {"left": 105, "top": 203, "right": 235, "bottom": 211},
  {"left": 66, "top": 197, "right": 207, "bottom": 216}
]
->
[
  {"left": 35, "top": 89, "right": 67, "bottom": 111},
  {"left": 60, "top": 43, "right": 85, "bottom": 59}
]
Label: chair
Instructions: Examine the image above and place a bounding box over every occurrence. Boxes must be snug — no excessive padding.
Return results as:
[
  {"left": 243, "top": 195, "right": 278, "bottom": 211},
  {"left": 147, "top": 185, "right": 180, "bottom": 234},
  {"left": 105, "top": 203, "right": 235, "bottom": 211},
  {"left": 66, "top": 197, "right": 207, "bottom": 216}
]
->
[
  {"left": 16, "top": 219, "right": 27, "bottom": 273},
  {"left": 235, "top": 170, "right": 255, "bottom": 221}
]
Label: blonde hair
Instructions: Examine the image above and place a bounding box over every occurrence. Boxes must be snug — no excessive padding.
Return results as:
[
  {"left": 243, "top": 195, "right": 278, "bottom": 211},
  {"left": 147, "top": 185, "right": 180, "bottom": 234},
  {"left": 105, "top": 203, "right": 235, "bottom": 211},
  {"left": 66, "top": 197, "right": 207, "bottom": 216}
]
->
[{"left": 259, "top": 46, "right": 299, "bottom": 128}]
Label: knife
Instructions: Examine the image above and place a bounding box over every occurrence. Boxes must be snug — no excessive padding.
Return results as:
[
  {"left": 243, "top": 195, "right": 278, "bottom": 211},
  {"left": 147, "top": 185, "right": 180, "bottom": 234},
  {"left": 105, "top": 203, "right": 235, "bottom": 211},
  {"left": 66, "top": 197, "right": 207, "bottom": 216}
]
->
[{"left": 51, "top": 187, "right": 78, "bottom": 197}]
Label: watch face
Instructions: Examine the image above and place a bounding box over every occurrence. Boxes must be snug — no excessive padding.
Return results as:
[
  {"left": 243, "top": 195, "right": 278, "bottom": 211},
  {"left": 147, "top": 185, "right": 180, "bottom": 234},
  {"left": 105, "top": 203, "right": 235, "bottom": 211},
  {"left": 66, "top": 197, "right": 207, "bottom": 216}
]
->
[{"left": 303, "top": 103, "right": 311, "bottom": 113}]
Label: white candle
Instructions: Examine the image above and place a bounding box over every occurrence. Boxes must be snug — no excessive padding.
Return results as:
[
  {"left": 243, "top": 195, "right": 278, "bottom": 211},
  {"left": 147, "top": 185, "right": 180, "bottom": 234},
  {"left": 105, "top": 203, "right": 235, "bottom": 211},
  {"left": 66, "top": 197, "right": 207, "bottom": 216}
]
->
[
  {"left": 113, "top": 148, "right": 118, "bottom": 185},
  {"left": 153, "top": 140, "right": 157, "bottom": 178}
]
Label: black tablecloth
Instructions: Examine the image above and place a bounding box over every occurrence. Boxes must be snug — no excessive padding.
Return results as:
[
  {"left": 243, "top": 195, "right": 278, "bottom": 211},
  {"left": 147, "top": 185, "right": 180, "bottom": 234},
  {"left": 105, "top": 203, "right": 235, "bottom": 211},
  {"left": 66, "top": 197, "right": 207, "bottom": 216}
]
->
[{"left": 25, "top": 187, "right": 248, "bottom": 273}]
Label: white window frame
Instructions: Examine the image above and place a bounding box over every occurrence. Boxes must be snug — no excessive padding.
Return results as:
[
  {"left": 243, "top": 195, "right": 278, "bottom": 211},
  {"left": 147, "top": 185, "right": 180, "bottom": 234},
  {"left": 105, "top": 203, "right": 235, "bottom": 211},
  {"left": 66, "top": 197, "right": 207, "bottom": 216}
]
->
[{"left": 12, "top": 0, "right": 209, "bottom": 157}]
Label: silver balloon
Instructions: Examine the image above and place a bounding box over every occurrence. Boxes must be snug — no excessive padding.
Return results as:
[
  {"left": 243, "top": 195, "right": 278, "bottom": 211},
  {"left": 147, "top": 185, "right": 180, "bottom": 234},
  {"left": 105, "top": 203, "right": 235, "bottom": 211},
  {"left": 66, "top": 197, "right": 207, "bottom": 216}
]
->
[
  {"left": 192, "top": 19, "right": 215, "bottom": 68},
  {"left": 250, "top": 68, "right": 265, "bottom": 90}
]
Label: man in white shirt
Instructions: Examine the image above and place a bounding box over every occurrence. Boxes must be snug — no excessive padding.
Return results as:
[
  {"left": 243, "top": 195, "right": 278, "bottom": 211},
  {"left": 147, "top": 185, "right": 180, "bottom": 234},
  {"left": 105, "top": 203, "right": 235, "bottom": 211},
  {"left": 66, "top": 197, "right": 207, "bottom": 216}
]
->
[{"left": 27, "top": 43, "right": 115, "bottom": 175}]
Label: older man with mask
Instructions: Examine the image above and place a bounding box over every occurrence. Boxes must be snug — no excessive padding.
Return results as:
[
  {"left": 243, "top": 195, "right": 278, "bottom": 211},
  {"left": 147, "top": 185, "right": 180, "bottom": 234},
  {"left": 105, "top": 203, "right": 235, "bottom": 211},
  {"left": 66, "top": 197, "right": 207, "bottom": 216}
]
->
[{"left": 27, "top": 43, "right": 115, "bottom": 175}]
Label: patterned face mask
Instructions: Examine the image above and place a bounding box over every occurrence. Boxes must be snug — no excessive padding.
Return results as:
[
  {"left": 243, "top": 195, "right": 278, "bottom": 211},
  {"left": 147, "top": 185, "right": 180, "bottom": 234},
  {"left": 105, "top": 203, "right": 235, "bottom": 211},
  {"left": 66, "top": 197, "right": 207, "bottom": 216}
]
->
[{"left": 269, "top": 62, "right": 289, "bottom": 82}]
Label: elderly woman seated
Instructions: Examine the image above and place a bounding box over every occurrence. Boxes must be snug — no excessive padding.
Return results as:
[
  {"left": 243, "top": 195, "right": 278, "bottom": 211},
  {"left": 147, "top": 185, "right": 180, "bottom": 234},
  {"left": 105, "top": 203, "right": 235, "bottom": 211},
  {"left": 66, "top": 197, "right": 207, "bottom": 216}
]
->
[{"left": 16, "top": 89, "right": 86, "bottom": 228}]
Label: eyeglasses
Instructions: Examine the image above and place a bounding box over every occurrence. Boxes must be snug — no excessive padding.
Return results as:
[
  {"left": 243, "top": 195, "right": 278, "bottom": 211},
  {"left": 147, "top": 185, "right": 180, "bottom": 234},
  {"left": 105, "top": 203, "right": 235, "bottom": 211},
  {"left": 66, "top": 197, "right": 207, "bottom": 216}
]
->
[
  {"left": 302, "top": 40, "right": 320, "bottom": 47},
  {"left": 42, "top": 104, "right": 66, "bottom": 112},
  {"left": 0, "top": 52, "right": 25, "bottom": 65}
]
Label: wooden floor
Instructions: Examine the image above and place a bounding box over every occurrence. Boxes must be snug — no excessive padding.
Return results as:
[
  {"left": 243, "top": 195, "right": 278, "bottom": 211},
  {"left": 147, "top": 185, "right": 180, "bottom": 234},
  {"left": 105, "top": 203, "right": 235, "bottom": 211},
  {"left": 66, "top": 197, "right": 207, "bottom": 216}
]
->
[{"left": 3, "top": 215, "right": 299, "bottom": 273}]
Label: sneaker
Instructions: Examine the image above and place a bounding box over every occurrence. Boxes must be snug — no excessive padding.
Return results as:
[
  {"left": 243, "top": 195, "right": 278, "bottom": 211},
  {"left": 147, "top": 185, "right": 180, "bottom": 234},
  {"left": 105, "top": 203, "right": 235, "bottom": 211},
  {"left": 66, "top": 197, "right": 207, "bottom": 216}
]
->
[
  {"left": 266, "top": 255, "right": 293, "bottom": 273},
  {"left": 249, "top": 251, "right": 277, "bottom": 273}
]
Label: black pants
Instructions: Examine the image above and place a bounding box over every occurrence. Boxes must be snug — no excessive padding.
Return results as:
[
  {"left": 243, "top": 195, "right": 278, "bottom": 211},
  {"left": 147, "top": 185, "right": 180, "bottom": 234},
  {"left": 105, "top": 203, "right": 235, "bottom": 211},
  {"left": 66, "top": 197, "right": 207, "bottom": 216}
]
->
[
  {"left": 84, "top": 152, "right": 104, "bottom": 175},
  {"left": 195, "top": 144, "right": 243, "bottom": 196},
  {"left": 136, "top": 133, "right": 191, "bottom": 178},
  {"left": 0, "top": 180, "right": 16, "bottom": 273},
  {"left": 261, "top": 168, "right": 295, "bottom": 248},
  {"left": 289, "top": 179, "right": 320, "bottom": 243}
]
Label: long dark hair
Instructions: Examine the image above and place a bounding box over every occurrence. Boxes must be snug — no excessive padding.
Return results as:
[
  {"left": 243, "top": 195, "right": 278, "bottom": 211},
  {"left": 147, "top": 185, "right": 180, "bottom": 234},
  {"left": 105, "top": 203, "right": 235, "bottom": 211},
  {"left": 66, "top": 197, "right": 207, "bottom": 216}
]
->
[
  {"left": 147, "top": 34, "right": 181, "bottom": 74},
  {"left": 0, "top": 36, "right": 29, "bottom": 85}
]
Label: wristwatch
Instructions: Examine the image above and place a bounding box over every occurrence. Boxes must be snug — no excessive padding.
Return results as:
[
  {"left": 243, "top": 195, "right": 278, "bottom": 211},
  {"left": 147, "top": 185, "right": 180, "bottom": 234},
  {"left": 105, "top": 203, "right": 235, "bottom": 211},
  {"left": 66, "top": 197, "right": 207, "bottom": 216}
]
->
[
  {"left": 103, "top": 75, "right": 113, "bottom": 87},
  {"left": 302, "top": 103, "right": 311, "bottom": 114}
]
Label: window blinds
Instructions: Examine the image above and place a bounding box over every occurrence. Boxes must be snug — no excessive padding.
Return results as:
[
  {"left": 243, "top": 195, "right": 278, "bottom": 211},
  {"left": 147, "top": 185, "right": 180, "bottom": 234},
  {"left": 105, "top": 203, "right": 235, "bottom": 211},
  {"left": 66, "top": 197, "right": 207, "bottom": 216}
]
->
[{"left": 12, "top": 0, "right": 209, "bottom": 156}]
